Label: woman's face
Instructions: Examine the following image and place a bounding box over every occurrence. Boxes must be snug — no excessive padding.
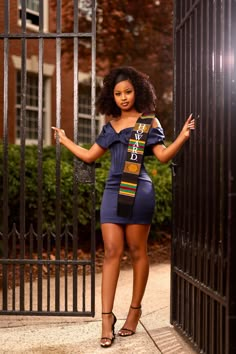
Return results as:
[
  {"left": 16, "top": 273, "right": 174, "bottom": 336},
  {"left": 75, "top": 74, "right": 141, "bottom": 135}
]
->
[{"left": 113, "top": 80, "right": 135, "bottom": 112}]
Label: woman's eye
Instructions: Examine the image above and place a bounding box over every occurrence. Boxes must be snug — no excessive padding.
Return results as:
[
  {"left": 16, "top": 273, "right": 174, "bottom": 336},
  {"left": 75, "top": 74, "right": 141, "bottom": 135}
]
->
[
  {"left": 115, "top": 92, "right": 121, "bottom": 96},
  {"left": 126, "top": 90, "right": 132, "bottom": 94}
]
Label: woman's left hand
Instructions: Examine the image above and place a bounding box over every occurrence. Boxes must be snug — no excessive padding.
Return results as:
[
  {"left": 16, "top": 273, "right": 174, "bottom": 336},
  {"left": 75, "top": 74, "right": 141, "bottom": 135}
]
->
[
  {"left": 51, "top": 126, "right": 66, "bottom": 143},
  {"left": 181, "top": 113, "right": 196, "bottom": 139}
]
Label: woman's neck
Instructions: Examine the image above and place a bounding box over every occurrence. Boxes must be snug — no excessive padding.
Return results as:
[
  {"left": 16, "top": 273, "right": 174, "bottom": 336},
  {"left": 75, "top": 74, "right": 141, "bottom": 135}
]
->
[{"left": 119, "top": 109, "right": 141, "bottom": 120}]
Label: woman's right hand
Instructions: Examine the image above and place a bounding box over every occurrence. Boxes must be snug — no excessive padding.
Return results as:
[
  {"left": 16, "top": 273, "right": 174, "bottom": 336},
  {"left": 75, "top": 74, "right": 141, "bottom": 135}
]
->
[
  {"left": 51, "top": 126, "right": 66, "bottom": 143},
  {"left": 179, "top": 114, "right": 196, "bottom": 140}
]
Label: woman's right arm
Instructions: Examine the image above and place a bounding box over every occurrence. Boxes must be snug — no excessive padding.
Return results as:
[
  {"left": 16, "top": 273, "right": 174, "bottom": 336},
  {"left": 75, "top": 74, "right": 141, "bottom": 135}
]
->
[{"left": 51, "top": 127, "right": 107, "bottom": 163}]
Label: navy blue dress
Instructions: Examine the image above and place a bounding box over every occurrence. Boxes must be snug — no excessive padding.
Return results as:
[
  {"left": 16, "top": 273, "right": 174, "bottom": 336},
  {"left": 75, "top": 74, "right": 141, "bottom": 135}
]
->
[{"left": 96, "top": 121, "right": 165, "bottom": 224}]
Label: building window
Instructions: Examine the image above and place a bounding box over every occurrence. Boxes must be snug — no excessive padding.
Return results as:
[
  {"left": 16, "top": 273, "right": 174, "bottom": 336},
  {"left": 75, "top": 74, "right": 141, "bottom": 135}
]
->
[
  {"left": 78, "top": 117, "right": 100, "bottom": 144},
  {"left": 79, "top": 95, "right": 92, "bottom": 116},
  {"left": 18, "top": 0, "right": 49, "bottom": 31},
  {"left": 16, "top": 71, "right": 47, "bottom": 144},
  {"left": 12, "top": 55, "right": 54, "bottom": 145},
  {"left": 78, "top": 94, "right": 100, "bottom": 144}
]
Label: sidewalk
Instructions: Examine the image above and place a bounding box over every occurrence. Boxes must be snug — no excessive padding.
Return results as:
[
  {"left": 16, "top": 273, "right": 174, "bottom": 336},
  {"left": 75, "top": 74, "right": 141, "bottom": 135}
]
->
[{"left": 0, "top": 263, "right": 198, "bottom": 353}]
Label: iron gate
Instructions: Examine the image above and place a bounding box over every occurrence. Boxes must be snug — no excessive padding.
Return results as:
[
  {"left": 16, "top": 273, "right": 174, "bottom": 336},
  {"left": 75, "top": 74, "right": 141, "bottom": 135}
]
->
[
  {"left": 172, "top": 0, "right": 236, "bottom": 353},
  {"left": 0, "top": 0, "right": 97, "bottom": 316}
]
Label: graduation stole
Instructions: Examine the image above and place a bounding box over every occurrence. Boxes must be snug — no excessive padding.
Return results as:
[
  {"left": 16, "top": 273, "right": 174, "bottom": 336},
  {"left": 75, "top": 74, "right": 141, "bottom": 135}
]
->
[{"left": 117, "top": 114, "right": 155, "bottom": 217}]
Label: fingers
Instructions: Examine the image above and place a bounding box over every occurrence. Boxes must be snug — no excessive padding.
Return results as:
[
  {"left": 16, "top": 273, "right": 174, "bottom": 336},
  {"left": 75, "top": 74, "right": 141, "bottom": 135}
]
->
[
  {"left": 187, "top": 113, "right": 193, "bottom": 123},
  {"left": 51, "top": 126, "right": 65, "bottom": 140},
  {"left": 186, "top": 113, "right": 198, "bottom": 130},
  {"left": 187, "top": 120, "right": 195, "bottom": 130},
  {"left": 51, "top": 126, "right": 65, "bottom": 132},
  {"left": 51, "top": 126, "right": 59, "bottom": 137}
]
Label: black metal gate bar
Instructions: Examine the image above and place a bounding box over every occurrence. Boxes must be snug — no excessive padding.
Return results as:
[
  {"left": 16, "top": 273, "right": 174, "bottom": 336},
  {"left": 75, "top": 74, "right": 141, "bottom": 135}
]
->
[
  {"left": 90, "top": 0, "right": 97, "bottom": 315},
  {"left": 0, "top": 0, "right": 97, "bottom": 316},
  {"left": 2, "top": 0, "right": 9, "bottom": 312},
  {"left": 172, "top": 1, "right": 236, "bottom": 353},
  {"left": 55, "top": 0, "right": 62, "bottom": 314},
  {"left": 19, "top": 0, "right": 27, "bottom": 313},
  {"left": 227, "top": 1, "right": 236, "bottom": 352},
  {"left": 72, "top": 0, "right": 79, "bottom": 313},
  {"left": 37, "top": 0, "right": 44, "bottom": 313}
]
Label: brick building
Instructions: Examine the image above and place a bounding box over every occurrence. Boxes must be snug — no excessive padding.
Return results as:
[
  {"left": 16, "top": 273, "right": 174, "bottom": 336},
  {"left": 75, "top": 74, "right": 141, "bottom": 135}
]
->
[{"left": 0, "top": 0, "right": 103, "bottom": 145}]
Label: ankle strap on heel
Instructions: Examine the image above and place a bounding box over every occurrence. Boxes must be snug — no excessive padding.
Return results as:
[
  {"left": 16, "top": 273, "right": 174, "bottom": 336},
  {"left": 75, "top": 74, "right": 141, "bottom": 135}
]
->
[
  {"left": 102, "top": 311, "right": 113, "bottom": 315},
  {"left": 130, "top": 305, "right": 142, "bottom": 310}
]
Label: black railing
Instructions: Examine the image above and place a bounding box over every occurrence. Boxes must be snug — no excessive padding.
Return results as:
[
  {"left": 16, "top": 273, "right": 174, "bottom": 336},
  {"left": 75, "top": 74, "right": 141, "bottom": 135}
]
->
[
  {"left": 0, "top": 0, "right": 97, "bottom": 316},
  {"left": 172, "top": 1, "right": 236, "bottom": 353}
]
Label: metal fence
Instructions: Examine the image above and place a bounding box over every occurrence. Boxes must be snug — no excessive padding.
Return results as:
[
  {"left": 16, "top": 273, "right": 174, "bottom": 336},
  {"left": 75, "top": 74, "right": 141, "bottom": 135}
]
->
[
  {"left": 0, "top": 0, "right": 97, "bottom": 316},
  {"left": 171, "top": 0, "right": 236, "bottom": 353}
]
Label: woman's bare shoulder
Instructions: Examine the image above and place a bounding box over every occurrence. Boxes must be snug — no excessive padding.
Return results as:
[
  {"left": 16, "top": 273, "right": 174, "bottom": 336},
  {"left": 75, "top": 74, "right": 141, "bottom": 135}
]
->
[{"left": 152, "top": 117, "right": 162, "bottom": 128}]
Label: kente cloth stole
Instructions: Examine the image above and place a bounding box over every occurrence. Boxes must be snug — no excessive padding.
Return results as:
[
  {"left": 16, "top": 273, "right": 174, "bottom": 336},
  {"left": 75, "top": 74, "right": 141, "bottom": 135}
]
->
[{"left": 117, "top": 114, "right": 154, "bottom": 217}]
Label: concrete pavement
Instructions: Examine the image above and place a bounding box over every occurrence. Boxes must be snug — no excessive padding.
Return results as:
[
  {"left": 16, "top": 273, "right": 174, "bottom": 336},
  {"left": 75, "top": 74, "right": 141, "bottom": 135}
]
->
[{"left": 0, "top": 263, "right": 198, "bottom": 353}]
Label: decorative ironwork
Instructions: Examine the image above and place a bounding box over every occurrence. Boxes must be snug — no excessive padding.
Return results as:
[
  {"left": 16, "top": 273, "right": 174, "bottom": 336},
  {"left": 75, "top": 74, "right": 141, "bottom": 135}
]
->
[
  {"left": 0, "top": 0, "right": 97, "bottom": 316},
  {"left": 0, "top": 223, "right": 93, "bottom": 315},
  {"left": 172, "top": 1, "right": 236, "bottom": 353}
]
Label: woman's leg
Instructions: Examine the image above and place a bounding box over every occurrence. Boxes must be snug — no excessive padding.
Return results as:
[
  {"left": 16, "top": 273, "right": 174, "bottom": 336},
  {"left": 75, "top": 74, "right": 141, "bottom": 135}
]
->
[
  {"left": 118, "top": 224, "right": 150, "bottom": 336},
  {"left": 101, "top": 223, "right": 124, "bottom": 345}
]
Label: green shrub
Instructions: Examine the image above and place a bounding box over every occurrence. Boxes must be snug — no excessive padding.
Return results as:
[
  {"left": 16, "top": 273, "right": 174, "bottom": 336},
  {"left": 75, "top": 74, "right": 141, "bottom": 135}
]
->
[
  {"left": 0, "top": 144, "right": 172, "bottom": 236},
  {"left": 145, "top": 156, "right": 172, "bottom": 226}
]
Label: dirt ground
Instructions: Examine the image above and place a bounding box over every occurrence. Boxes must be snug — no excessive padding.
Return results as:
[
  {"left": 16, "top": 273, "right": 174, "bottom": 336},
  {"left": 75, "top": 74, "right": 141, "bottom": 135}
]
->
[
  {"left": 95, "top": 233, "right": 171, "bottom": 273},
  {"left": 0, "top": 233, "right": 171, "bottom": 289}
]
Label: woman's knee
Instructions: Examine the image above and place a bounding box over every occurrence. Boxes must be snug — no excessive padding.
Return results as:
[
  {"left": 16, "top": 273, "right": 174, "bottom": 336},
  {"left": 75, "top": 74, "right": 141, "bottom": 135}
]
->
[
  {"left": 104, "top": 245, "right": 123, "bottom": 261},
  {"left": 129, "top": 244, "right": 147, "bottom": 262}
]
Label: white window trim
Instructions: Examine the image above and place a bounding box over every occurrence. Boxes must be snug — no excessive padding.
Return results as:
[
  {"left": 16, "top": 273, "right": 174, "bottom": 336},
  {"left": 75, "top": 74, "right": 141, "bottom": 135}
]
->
[
  {"left": 12, "top": 54, "right": 55, "bottom": 145},
  {"left": 78, "top": 112, "right": 105, "bottom": 145},
  {"left": 17, "top": 0, "right": 49, "bottom": 32},
  {"left": 78, "top": 71, "right": 105, "bottom": 136}
]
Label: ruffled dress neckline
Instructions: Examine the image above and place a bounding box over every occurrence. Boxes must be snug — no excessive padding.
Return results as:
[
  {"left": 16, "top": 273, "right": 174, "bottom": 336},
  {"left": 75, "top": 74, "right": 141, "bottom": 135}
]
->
[{"left": 108, "top": 121, "right": 135, "bottom": 135}]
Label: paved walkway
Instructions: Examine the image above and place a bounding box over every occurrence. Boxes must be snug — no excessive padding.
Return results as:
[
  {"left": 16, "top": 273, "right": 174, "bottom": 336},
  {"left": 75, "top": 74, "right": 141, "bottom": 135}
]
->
[{"left": 0, "top": 264, "right": 198, "bottom": 353}]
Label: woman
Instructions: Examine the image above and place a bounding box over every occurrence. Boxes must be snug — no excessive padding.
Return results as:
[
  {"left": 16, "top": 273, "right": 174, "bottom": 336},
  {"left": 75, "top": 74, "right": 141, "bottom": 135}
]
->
[{"left": 52, "top": 66, "right": 195, "bottom": 348}]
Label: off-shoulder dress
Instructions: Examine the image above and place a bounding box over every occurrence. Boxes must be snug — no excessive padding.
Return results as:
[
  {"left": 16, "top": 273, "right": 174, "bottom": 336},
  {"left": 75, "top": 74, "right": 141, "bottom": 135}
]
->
[{"left": 95, "top": 121, "right": 165, "bottom": 224}]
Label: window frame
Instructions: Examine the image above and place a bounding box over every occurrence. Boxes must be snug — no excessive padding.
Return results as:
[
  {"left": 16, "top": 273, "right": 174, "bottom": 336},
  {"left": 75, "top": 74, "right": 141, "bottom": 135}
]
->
[
  {"left": 12, "top": 55, "right": 55, "bottom": 145},
  {"left": 18, "top": 0, "right": 49, "bottom": 32},
  {"left": 15, "top": 71, "right": 50, "bottom": 145},
  {"left": 77, "top": 89, "right": 104, "bottom": 144}
]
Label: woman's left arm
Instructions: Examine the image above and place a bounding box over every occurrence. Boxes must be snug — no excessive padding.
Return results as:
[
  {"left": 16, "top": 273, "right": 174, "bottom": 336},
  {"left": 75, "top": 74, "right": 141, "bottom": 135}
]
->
[{"left": 152, "top": 114, "right": 196, "bottom": 163}]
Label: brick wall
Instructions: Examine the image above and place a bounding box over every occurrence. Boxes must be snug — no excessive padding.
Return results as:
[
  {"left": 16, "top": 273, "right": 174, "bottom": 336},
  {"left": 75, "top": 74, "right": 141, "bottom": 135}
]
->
[{"left": 0, "top": 1, "right": 76, "bottom": 143}]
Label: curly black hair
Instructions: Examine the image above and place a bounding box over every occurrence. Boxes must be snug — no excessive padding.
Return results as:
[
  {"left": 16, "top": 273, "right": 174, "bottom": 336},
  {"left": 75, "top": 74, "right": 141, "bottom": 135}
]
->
[{"left": 96, "top": 66, "right": 157, "bottom": 117}]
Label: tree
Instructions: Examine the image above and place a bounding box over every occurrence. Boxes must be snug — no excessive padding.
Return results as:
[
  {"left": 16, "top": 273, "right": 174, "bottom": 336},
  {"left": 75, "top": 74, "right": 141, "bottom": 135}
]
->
[{"left": 50, "top": 0, "right": 174, "bottom": 137}]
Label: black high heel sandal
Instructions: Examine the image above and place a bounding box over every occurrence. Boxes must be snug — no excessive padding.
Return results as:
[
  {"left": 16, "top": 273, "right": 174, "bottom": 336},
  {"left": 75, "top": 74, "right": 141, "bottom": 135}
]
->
[
  {"left": 100, "top": 311, "right": 117, "bottom": 348},
  {"left": 118, "top": 305, "right": 142, "bottom": 337}
]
